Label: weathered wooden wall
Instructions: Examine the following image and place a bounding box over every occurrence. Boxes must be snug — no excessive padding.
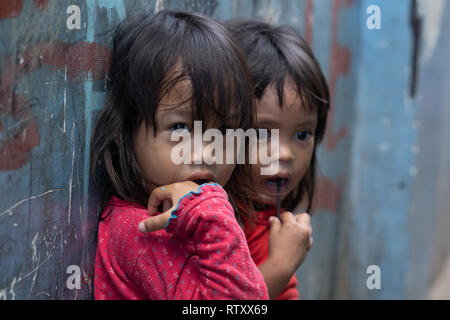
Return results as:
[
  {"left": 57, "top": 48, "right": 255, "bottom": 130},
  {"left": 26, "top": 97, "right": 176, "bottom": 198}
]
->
[
  {"left": 296, "top": 0, "right": 450, "bottom": 299},
  {"left": 0, "top": 0, "right": 448, "bottom": 299}
]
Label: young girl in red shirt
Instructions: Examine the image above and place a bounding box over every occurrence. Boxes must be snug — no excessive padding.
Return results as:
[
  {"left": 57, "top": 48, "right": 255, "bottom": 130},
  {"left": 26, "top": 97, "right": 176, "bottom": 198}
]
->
[
  {"left": 89, "top": 11, "right": 268, "bottom": 300},
  {"left": 225, "top": 19, "right": 330, "bottom": 299}
]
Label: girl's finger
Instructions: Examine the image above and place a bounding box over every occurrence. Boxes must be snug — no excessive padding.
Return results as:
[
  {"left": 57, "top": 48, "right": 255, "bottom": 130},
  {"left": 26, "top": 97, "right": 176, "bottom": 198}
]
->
[
  {"left": 295, "top": 212, "right": 311, "bottom": 225},
  {"left": 309, "top": 237, "right": 313, "bottom": 250},
  {"left": 147, "top": 186, "right": 172, "bottom": 215},
  {"left": 268, "top": 216, "right": 281, "bottom": 233},
  {"left": 138, "top": 211, "right": 172, "bottom": 233},
  {"left": 279, "top": 211, "right": 295, "bottom": 224}
]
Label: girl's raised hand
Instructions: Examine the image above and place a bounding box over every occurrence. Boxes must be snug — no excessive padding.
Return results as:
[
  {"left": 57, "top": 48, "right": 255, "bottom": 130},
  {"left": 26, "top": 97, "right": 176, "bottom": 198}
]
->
[
  {"left": 267, "top": 212, "right": 313, "bottom": 274},
  {"left": 138, "top": 181, "right": 200, "bottom": 233},
  {"left": 257, "top": 211, "right": 312, "bottom": 299}
]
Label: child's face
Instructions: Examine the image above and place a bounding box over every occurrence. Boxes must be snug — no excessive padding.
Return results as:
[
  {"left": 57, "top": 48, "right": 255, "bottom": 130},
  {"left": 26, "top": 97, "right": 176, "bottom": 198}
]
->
[
  {"left": 251, "top": 77, "right": 317, "bottom": 206},
  {"left": 133, "top": 80, "right": 236, "bottom": 194}
]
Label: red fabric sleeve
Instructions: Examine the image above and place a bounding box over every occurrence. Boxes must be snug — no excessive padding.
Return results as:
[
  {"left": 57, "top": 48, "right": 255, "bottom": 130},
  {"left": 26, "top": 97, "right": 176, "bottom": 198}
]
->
[
  {"left": 165, "top": 183, "right": 268, "bottom": 299},
  {"left": 130, "top": 183, "right": 268, "bottom": 299}
]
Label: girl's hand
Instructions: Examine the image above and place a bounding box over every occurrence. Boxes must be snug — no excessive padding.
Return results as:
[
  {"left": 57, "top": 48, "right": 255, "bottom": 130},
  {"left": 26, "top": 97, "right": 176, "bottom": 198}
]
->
[
  {"left": 138, "top": 181, "right": 200, "bottom": 233},
  {"left": 267, "top": 212, "right": 313, "bottom": 275},
  {"left": 257, "top": 211, "right": 312, "bottom": 299}
]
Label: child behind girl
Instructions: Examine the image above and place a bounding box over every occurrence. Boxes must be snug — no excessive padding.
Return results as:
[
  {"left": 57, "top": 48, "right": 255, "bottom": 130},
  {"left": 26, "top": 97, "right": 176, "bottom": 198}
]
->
[
  {"left": 90, "top": 11, "right": 268, "bottom": 300},
  {"left": 225, "top": 19, "right": 330, "bottom": 299}
]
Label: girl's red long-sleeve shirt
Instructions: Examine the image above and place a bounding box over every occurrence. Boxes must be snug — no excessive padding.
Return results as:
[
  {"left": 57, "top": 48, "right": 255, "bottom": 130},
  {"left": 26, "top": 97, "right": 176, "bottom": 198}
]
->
[
  {"left": 94, "top": 183, "right": 269, "bottom": 300},
  {"left": 243, "top": 206, "right": 299, "bottom": 300}
]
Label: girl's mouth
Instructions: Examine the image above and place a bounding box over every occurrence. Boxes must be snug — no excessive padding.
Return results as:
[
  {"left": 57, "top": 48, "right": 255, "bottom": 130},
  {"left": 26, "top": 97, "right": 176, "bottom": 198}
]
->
[
  {"left": 193, "top": 179, "right": 213, "bottom": 185},
  {"left": 187, "top": 172, "right": 216, "bottom": 185},
  {"left": 263, "top": 177, "right": 290, "bottom": 194}
]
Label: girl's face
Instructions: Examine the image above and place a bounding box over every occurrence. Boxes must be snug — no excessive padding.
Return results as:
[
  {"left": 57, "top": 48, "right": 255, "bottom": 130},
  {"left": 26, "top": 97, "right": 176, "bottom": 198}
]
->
[
  {"left": 133, "top": 80, "right": 236, "bottom": 194},
  {"left": 251, "top": 77, "right": 317, "bottom": 206}
]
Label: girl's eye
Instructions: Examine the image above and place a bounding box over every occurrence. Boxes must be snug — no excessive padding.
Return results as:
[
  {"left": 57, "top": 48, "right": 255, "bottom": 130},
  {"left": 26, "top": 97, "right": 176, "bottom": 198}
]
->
[
  {"left": 170, "top": 123, "right": 190, "bottom": 132},
  {"left": 296, "top": 131, "right": 313, "bottom": 141},
  {"left": 257, "top": 129, "right": 271, "bottom": 140}
]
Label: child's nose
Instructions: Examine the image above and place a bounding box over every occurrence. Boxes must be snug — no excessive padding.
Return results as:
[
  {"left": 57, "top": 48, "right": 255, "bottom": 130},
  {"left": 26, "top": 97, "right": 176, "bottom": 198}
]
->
[
  {"left": 278, "top": 142, "right": 294, "bottom": 162},
  {"left": 191, "top": 140, "right": 218, "bottom": 165}
]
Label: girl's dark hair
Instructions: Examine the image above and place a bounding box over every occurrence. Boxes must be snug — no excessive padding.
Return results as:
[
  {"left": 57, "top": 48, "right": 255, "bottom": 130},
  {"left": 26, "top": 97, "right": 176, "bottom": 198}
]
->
[
  {"left": 90, "top": 11, "right": 257, "bottom": 221},
  {"left": 224, "top": 19, "right": 330, "bottom": 213}
]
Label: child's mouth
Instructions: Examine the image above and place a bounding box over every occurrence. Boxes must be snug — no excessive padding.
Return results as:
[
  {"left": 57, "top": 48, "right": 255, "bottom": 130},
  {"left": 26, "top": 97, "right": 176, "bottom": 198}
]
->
[
  {"left": 193, "top": 179, "right": 213, "bottom": 185},
  {"left": 263, "top": 177, "right": 289, "bottom": 194},
  {"left": 187, "top": 172, "right": 216, "bottom": 186}
]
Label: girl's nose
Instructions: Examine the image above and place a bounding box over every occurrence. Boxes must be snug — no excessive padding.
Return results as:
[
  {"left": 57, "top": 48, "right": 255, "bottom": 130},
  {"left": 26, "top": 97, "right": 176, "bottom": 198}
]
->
[
  {"left": 191, "top": 140, "right": 218, "bottom": 165},
  {"left": 191, "top": 141, "right": 203, "bottom": 164},
  {"left": 278, "top": 142, "right": 294, "bottom": 162},
  {"left": 202, "top": 141, "right": 218, "bottom": 165}
]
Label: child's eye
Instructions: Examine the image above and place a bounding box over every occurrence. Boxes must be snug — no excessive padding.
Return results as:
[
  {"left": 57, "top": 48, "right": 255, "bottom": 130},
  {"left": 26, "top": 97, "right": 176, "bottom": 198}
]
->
[
  {"left": 256, "top": 129, "right": 271, "bottom": 140},
  {"left": 296, "top": 131, "right": 313, "bottom": 141},
  {"left": 170, "top": 123, "right": 190, "bottom": 132}
]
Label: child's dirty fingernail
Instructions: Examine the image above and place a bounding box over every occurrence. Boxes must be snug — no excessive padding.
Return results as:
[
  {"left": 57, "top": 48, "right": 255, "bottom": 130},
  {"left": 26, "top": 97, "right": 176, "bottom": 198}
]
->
[{"left": 138, "top": 222, "right": 146, "bottom": 232}]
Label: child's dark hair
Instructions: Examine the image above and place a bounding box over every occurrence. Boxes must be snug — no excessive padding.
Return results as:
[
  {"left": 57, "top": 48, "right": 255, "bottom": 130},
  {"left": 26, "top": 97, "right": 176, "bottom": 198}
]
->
[
  {"left": 224, "top": 19, "right": 330, "bottom": 213},
  {"left": 90, "top": 11, "right": 257, "bottom": 220}
]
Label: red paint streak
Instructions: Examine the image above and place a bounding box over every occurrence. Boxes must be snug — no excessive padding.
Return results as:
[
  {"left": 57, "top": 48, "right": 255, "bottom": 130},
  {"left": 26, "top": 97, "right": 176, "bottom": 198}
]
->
[
  {"left": 325, "top": 0, "right": 352, "bottom": 151},
  {"left": 46, "top": 42, "right": 112, "bottom": 81},
  {"left": 313, "top": 175, "right": 342, "bottom": 213},
  {"left": 33, "top": 0, "right": 50, "bottom": 10},
  {"left": 0, "top": 119, "right": 41, "bottom": 171},
  {"left": 0, "top": 83, "right": 40, "bottom": 170},
  {"left": 305, "top": 0, "right": 314, "bottom": 46},
  {"left": 19, "top": 41, "right": 112, "bottom": 82},
  {"left": 0, "top": 0, "right": 24, "bottom": 19},
  {"left": 0, "top": 0, "right": 51, "bottom": 19},
  {"left": 0, "top": 41, "right": 111, "bottom": 171}
]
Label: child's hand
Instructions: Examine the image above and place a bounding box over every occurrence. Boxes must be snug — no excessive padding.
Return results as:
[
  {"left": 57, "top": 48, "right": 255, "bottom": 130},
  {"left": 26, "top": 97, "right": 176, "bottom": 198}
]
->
[
  {"left": 138, "top": 181, "right": 200, "bottom": 233},
  {"left": 267, "top": 212, "right": 313, "bottom": 275},
  {"left": 257, "top": 211, "right": 312, "bottom": 299}
]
